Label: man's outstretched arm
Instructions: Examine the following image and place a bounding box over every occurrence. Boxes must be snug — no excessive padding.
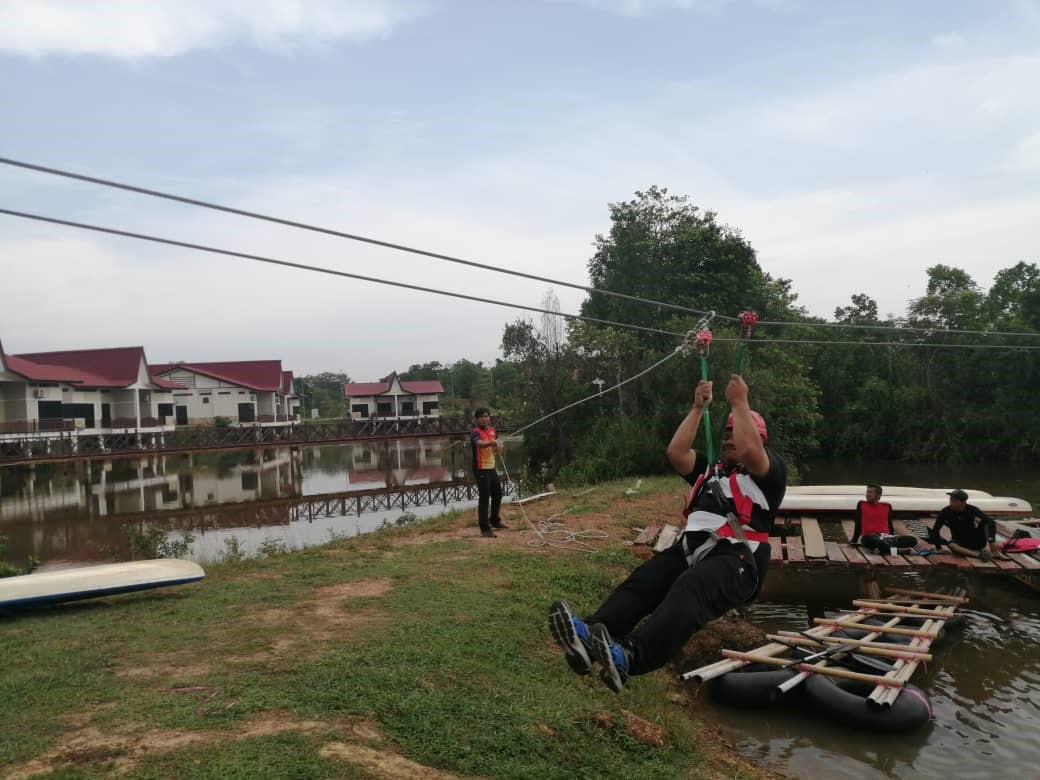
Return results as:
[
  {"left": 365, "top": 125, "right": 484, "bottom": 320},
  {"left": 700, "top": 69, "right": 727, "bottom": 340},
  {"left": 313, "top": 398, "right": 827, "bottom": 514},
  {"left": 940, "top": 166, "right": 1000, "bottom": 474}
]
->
[{"left": 666, "top": 380, "right": 712, "bottom": 476}]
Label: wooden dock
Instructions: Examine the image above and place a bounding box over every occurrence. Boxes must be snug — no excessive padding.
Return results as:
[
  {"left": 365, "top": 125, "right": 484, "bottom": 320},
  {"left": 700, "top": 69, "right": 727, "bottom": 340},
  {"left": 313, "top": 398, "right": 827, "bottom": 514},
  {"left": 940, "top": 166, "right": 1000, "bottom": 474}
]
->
[{"left": 634, "top": 516, "right": 1040, "bottom": 591}]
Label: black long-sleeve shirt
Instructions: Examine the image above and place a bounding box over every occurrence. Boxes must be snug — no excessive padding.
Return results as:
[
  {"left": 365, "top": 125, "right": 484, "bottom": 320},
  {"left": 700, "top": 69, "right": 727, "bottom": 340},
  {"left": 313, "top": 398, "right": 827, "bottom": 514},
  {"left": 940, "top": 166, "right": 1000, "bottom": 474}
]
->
[{"left": 931, "top": 504, "right": 996, "bottom": 549}]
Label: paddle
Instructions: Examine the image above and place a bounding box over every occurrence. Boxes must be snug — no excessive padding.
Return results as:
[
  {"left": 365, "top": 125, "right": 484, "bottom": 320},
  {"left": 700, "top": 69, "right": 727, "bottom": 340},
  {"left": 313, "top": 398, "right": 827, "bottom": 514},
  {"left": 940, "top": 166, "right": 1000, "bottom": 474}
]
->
[{"left": 779, "top": 634, "right": 896, "bottom": 675}]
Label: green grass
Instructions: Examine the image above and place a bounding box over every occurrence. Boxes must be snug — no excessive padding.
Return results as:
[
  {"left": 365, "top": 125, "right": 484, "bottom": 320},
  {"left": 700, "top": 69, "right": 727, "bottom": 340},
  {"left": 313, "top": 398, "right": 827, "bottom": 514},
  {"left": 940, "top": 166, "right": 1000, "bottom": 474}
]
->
[{"left": 0, "top": 478, "right": 755, "bottom": 779}]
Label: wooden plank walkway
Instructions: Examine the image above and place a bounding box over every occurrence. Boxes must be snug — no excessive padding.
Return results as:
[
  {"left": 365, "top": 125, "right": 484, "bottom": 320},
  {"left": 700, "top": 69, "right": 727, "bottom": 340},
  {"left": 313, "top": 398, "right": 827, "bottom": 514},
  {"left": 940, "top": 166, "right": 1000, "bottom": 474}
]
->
[{"left": 633, "top": 517, "right": 1040, "bottom": 588}]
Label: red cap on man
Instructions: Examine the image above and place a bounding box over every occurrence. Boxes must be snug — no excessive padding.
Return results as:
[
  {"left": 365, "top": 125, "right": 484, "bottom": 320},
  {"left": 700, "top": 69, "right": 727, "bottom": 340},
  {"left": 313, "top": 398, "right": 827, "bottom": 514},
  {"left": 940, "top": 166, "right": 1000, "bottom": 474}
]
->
[{"left": 725, "top": 411, "right": 768, "bottom": 443}]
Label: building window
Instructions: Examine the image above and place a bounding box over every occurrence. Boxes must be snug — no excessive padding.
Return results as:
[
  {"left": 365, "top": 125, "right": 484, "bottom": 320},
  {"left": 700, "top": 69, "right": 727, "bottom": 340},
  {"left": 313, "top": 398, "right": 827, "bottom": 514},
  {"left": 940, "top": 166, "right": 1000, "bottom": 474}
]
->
[
  {"left": 376, "top": 401, "right": 393, "bottom": 416},
  {"left": 351, "top": 404, "right": 369, "bottom": 418},
  {"left": 422, "top": 401, "right": 439, "bottom": 415},
  {"left": 202, "top": 397, "right": 210, "bottom": 404},
  {"left": 218, "top": 391, "right": 232, "bottom": 395}
]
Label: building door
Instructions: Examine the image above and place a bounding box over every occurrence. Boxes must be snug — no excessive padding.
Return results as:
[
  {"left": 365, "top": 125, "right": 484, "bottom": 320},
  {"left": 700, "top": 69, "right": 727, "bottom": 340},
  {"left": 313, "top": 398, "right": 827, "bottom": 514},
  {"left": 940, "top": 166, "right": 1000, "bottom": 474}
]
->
[
  {"left": 175, "top": 405, "right": 189, "bottom": 425},
  {"left": 158, "top": 403, "right": 174, "bottom": 424},
  {"left": 101, "top": 403, "right": 112, "bottom": 427},
  {"left": 237, "top": 403, "right": 256, "bottom": 423}
]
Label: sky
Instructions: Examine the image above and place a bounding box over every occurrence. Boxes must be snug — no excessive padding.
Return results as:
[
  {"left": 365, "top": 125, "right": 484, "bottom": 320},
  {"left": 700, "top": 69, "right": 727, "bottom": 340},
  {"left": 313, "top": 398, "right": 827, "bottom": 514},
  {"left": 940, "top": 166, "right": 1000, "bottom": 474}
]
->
[{"left": 1, "top": 0, "right": 1038, "bottom": 380}]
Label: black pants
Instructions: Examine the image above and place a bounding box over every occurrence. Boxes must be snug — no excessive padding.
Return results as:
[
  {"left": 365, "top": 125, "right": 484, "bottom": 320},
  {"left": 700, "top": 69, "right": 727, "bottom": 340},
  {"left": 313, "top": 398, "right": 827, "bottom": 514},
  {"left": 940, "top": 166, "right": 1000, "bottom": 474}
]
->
[
  {"left": 587, "top": 540, "right": 758, "bottom": 676},
  {"left": 475, "top": 469, "right": 502, "bottom": 531}
]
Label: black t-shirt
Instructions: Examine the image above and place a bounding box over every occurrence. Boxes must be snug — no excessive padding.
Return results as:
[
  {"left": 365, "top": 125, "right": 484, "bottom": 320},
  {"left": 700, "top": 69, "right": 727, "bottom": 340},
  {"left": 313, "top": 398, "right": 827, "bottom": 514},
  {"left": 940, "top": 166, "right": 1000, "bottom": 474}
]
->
[{"left": 933, "top": 504, "right": 995, "bottom": 549}]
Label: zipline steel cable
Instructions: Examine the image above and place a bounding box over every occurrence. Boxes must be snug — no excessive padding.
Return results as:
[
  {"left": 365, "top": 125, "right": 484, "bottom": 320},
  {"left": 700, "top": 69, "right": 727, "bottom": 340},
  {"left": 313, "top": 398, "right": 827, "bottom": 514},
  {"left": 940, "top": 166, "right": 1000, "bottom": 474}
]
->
[
  {"left": 4, "top": 156, "right": 1038, "bottom": 340},
  {"left": 0, "top": 156, "right": 715, "bottom": 321},
  {"left": 0, "top": 208, "right": 683, "bottom": 339},
  {"left": 4, "top": 208, "right": 1040, "bottom": 353}
]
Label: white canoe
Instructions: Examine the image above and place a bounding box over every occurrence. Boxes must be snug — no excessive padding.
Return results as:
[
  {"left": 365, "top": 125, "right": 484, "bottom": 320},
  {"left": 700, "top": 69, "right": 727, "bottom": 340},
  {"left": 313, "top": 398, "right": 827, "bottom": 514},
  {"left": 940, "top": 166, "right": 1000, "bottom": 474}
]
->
[
  {"left": 786, "top": 485, "right": 993, "bottom": 498},
  {"left": 0, "top": 559, "right": 205, "bottom": 610},
  {"left": 779, "top": 492, "right": 1031, "bottom": 516}
]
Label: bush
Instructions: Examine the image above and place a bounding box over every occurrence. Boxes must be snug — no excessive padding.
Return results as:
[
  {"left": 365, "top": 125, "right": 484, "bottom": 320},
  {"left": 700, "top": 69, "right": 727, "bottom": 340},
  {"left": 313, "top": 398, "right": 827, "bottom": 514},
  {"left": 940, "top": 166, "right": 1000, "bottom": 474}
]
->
[
  {"left": 213, "top": 416, "right": 233, "bottom": 428},
  {"left": 121, "top": 524, "right": 195, "bottom": 560}
]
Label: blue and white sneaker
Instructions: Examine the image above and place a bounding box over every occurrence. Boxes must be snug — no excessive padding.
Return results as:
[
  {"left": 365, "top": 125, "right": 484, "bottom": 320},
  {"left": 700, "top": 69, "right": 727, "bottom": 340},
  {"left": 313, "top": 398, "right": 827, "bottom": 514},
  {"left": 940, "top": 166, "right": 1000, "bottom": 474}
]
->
[
  {"left": 589, "top": 623, "right": 631, "bottom": 693},
  {"left": 548, "top": 600, "right": 594, "bottom": 675}
]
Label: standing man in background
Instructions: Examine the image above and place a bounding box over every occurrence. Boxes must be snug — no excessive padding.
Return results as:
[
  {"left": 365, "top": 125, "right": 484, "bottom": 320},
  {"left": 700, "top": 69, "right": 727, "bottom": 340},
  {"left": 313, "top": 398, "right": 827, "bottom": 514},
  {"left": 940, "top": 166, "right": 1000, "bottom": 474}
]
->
[{"left": 471, "top": 408, "right": 505, "bottom": 538}]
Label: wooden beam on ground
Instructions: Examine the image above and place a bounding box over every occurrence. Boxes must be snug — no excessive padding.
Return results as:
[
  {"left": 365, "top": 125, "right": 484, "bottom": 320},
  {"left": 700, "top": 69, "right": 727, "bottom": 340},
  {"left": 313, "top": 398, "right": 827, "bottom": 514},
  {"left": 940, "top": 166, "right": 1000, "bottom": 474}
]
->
[
  {"left": 839, "top": 544, "right": 869, "bottom": 567},
  {"left": 857, "top": 546, "right": 890, "bottom": 566},
  {"left": 786, "top": 535, "right": 806, "bottom": 563},
  {"left": 825, "top": 540, "right": 847, "bottom": 564},
  {"left": 1008, "top": 552, "right": 1040, "bottom": 570},
  {"left": 883, "top": 552, "right": 911, "bottom": 567},
  {"left": 800, "top": 517, "right": 827, "bottom": 559}
]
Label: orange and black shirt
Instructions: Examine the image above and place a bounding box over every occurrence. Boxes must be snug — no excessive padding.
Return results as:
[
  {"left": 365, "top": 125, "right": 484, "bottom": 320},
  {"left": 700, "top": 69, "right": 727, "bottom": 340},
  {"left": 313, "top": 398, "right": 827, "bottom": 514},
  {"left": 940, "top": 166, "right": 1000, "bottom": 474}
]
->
[{"left": 470, "top": 425, "right": 497, "bottom": 471}]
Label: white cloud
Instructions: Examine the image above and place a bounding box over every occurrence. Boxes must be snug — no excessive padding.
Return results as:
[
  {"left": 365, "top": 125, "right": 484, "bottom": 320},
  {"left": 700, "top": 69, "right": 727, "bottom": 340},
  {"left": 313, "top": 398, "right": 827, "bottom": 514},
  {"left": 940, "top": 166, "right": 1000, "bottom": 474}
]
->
[
  {"left": 552, "top": 0, "right": 741, "bottom": 16},
  {"left": 761, "top": 54, "right": 1040, "bottom": 150},
  {"left": 1018, "top": 130, "right": 1040, "bottom": 170},
  {"left": 931, "top": 32, "right": 965, "bottom": 50},
  {"left": 0, "top": 0, "right": 423, "bottom": 59}
]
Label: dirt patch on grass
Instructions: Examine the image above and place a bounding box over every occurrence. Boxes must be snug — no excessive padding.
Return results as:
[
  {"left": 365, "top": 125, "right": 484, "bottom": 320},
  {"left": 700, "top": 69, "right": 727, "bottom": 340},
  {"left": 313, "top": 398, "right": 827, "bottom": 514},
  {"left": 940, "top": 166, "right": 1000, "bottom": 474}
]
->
[
  {"left": 239, "top": 577, "right": 394, "bottom": 660},
  {"left": 314, "top": 577, "right": 394, "bottom": 598},
  {"left": 2, "top": 711, "right": 333, "bottom": 779},
  {"left": 319, "top": 743, "right": 463, "bottom": 779},
  {"left": 115, "top": 660, "right": 213, "bottom": 681}
]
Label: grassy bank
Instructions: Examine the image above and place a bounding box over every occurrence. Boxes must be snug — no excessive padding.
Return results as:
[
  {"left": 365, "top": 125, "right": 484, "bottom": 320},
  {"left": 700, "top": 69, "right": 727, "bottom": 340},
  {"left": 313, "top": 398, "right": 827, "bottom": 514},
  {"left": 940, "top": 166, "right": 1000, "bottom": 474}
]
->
[{"left": 0, "top": 477, "right": 778, "bottom": 779}]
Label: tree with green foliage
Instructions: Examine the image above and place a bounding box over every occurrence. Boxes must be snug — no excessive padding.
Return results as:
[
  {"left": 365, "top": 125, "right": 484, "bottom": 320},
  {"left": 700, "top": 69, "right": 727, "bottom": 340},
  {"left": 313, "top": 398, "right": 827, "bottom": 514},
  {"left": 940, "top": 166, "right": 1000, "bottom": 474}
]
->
[
  {"left": 296, "top": 372, "right": 351, "bottom": 418},
  {"left": 498, "top": 188, "right": 820, "bottom": 483}
]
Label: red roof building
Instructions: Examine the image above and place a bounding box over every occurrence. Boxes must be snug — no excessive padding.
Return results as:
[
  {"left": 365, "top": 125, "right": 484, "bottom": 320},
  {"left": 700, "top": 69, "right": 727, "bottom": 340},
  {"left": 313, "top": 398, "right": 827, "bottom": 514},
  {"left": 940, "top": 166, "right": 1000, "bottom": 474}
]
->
[
  {"left": 0, "top": 341, "right": 181, "bottom": 434},
  {"left": 343, "top": 372, "right": 444, "bottom": 420},
  {"left": 151, "top": 360, "right": 300, "bottom": 425}
]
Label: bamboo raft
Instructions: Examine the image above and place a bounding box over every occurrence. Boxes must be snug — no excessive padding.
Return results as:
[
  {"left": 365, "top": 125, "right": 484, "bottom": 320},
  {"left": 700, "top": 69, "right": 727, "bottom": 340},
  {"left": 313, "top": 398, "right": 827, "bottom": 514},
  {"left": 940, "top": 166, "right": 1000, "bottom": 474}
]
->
[
  {"left": 632, "top": 518, "right": 1040, "bottom": 590},
  {"left": 681, "top": 587, "right": 966, "bottom": 731}
]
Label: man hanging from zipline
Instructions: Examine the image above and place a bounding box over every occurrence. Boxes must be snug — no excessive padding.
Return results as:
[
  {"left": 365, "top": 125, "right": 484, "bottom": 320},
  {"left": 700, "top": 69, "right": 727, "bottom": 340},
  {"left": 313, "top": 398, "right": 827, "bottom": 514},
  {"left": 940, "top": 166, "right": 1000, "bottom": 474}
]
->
[{"left": 547, "top": 371, "right": 787, "bottom": 693}]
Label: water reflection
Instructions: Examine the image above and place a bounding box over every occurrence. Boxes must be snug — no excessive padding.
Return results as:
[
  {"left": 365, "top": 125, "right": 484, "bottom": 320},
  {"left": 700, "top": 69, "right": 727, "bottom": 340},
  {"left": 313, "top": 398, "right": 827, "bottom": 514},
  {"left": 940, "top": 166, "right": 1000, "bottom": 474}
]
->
[{"left": 0, "top": 437, "right": 516, "bottom": 566}]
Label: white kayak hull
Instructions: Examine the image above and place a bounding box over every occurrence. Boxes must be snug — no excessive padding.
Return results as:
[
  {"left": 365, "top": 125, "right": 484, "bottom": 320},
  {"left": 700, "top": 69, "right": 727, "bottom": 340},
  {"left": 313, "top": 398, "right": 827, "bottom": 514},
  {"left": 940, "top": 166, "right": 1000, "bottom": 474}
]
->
[
  {"left": 779, "top": 491, "right": 1031, "bottom": 516},
  {"left": 0, "top": 559, "right": 205, "bottom": 609},
  {"left": 785, "top": 485, "right": 993, "bottom": 498}
]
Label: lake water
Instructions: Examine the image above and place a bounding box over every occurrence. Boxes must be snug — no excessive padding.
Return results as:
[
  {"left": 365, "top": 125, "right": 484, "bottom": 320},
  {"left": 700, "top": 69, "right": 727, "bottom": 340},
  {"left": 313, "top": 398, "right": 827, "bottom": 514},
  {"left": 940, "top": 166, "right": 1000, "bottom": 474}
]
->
[{"left": 0, "top": 436, "right": 527, "bottom": 565}]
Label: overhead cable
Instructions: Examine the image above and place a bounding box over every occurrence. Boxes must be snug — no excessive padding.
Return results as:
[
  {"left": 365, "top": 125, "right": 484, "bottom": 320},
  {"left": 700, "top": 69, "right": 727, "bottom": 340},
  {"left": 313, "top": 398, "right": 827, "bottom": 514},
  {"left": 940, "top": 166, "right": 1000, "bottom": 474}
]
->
[
  {"left": 0, "top": 156, "right": 716, "bottom": 320},
  {"left": 5, "top": 156, "right": 1038, "bottom": 340},
  {"left": 3, "top": 208, "right": 1037, "bottom": 352},
  {"left": 754, "top": 317, "right": 1040, "bottom": 339},
  {"left": 711, "top": 337, "right": 1040, "bottom": 351},
  {"left": 0, "top": 208, "right": 683, "bottom": 338}
]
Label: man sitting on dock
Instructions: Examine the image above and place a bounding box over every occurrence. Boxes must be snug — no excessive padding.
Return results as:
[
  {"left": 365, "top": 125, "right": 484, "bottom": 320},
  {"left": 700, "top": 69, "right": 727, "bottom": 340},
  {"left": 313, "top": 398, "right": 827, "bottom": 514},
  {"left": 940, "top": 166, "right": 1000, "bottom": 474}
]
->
[
  {"left": 929, "top": 489, "right": 1005, "bottom": 562},
  {"left": 547, "top": 374, "right": 786, "bottom": 693},
  {"left": 850, "top": 484, "right": 917, "bottom": 554}
]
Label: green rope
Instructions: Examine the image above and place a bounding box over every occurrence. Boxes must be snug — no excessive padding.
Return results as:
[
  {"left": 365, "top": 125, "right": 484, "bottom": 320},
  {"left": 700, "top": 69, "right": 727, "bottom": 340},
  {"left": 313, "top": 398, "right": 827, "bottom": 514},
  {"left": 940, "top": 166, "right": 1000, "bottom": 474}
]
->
[
  {"left": 711, "top": 337, "right": 751, "bottom": 457},
  {"left": 700, "top": 355, "right": 714, "bottom": 463}
]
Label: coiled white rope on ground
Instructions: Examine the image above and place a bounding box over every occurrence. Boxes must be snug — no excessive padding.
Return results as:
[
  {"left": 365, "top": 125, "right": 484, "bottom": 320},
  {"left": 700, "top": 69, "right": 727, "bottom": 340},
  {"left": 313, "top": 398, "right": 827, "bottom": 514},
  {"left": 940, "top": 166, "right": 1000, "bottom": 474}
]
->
[{"left": 499, "top": 457, "right": 609, "bottom": 553}]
